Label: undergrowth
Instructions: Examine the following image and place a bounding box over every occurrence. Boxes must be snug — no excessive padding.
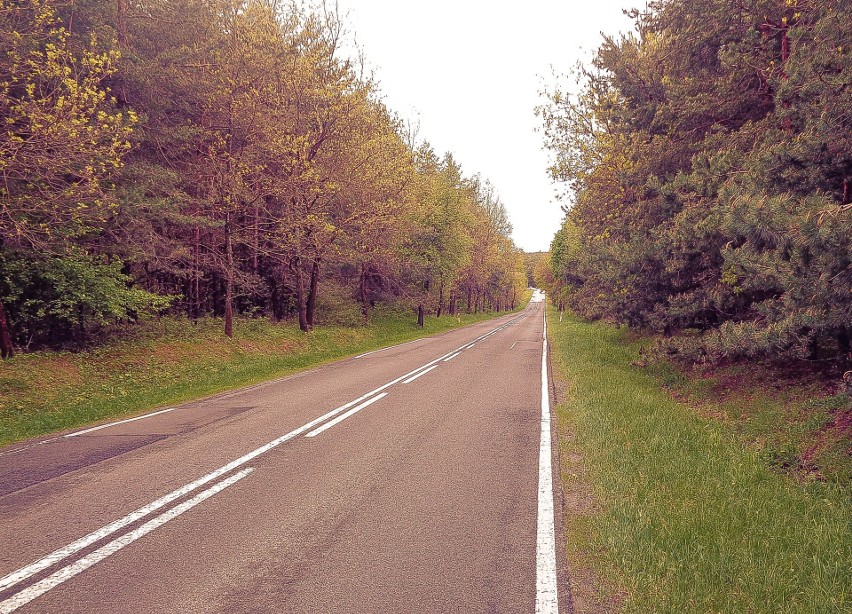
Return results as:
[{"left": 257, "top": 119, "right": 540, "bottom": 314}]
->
[
  {"left": 643, "top": 357, "right": 851, "bottom": 485},
  {"left": 0, "top": 299, "right": 528, "bottom": 447},
  {"left": 549, "top": 306, "right": 850, "bottom": 613}
]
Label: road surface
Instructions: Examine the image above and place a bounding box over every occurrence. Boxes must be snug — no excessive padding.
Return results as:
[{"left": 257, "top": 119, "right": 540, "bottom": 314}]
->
[{"left": 0, "top": 293, "right": 567, "bottom": 612}]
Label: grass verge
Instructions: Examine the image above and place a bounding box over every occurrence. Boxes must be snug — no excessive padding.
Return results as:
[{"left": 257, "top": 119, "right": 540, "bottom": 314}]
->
[
  {"left": 548, "top": 306, "right": 850, "bottom": 613},
  {"left": 0, "top": 297, "right": 529, "bottom": 447},
  {"left": 642, "top": 357, "right": 851, "bottom": 485}
]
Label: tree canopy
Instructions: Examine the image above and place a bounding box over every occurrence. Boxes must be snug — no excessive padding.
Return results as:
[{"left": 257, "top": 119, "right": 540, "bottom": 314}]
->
[
  {"left": 0, "top": 0, "right": 526, "bottom": 355},
  {"left": 538, "top": 0, "right": 851, "bottom": 367}
]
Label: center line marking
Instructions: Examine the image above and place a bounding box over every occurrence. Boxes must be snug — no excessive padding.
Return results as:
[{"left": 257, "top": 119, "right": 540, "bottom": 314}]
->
[
  {"left": 353, "top": 338, "right": 424, "bottom": 359},
  {"left": 0, "top": 468, "right": 254, "bottom": 614},
  {"left": 443, "top": 352, "right": 461, "bottom": 362},
  {"left": 304, "top": 393, "right": 388, "bottom": 438},
  {"left": 401, "top": 364, "right": 438, "bottom": 384}
]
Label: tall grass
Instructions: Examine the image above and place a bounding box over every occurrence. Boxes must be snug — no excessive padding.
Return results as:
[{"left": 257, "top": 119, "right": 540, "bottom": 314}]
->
[
  {"left": 548, "top": 307, "right": 850, "bottom": 612},
  {"left": 0, "top": 300, "right": 528, "bottom": 447}
]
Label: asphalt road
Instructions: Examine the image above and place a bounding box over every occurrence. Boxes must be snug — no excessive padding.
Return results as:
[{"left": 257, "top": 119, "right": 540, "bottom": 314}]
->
[{"left": 0, "top": 294, "right": 567, "bottom": 613}]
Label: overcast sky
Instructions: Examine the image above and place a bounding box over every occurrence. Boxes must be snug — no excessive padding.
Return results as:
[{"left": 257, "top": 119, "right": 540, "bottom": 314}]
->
[{"left": 333, "top": 0, "right": 637, "bottom": 252}]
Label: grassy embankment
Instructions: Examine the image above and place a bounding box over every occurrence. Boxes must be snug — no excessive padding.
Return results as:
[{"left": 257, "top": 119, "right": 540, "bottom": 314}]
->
[
  {"left": 0, "top": 296, "right": 530, "bottom": 447},
  {"left": 548, "top": 305, "right": 850, "bottom": 613}
]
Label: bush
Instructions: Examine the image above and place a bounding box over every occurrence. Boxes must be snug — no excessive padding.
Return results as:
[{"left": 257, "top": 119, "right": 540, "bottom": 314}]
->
[{"left": 1, "top": 253, "right": 171, "bottom": 348}]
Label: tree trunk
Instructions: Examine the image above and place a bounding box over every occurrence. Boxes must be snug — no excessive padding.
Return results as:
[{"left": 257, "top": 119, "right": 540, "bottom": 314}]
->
[
  {"left": 0, "top": 297, "right": 14, "bottom": 359},
  {"left": 114, "top": 0, "right": 128, "bottom": 105},
  {"left": 804, "top": 327, "right": 818, "bottom": 360},
  {"left": 270, "top": 278, "right": 282, "bottom": 322},
  {"left": 436, "top": 281, "right": 444, "bottom": 318},
  {"left": 306, "top": 258, "right": 319, "bottom": 329},
  {"left": 224, "top": 219, "right": 234, "bottom": 338},
  {"left": 116, "top": 0, "right": 128, "bottom": 47},
  {"left": 417, "top": 303, "right": 424, "bottom": 327},
  {"left": 251, "top": 204, "right": 260, "bottom": 311},
  {"left": 291, "top": 257, "right": 309, "bottom": 332},
  {"left": 448, "top": 291, "right": 456, "bottom": 316},
  {"left": 211, "top": 271, "right": 221, "bottom": 316},
  {"left": 466, "top": 288, "right": 472, "bottom": 314},
  {"left": 781, "top": 21, "right": 792, "bottom": 131},
  {"left": 252, "top": 205, "right": 259, "bottom": 275},
  {"left": 839, "top": 326, "right": 850, "bottom": 358},
  {"left": 360, "top": 263, "right": 370, "bottom": 324},
  {"left": 192, "top": 226, "right": 201, "bottom": 320}
]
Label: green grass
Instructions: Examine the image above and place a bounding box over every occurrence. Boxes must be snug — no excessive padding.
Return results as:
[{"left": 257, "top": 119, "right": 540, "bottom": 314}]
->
[
  {"left": 0, "top": 296, "right": 530, "bottom": 447},
  {"left": 642, "top": 359, "right": 851, "bottom": 485},
  {"left": 548, "top": 306, "right": 850, "bottom": 613}
]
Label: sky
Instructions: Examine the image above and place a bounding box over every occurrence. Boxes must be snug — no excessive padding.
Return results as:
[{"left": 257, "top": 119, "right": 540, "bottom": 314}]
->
[{"left": 333, "top": 0, "right": 637, "bottom": 252}]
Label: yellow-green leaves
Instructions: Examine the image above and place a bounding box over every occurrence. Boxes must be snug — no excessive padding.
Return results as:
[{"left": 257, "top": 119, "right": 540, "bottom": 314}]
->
[{"left": 0, "top": 0, "right": 134, "bottom": 251}]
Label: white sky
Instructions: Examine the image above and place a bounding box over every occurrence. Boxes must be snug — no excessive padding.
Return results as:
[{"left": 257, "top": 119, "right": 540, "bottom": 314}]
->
[{"left": 334, "top": 0, "right": 636, "bottom": 252}]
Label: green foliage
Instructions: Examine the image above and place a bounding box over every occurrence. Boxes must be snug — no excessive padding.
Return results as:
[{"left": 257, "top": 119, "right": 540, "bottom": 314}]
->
[
  {"left": 403, "top": 148, "right": 524, "bottom": 315},
  {"left": 0, "top": 0, "right": 135, "bottom": 251},
  {"left": 1, "top": 253, "right": 170, "bottom": 345},
  {"left": 539, "top": 0, "right": 852, "bottom": 366},
  {"left": 0, "top": 0, "right": 137, "bottom": 355},
  {"left": 0, "top": 0, "right": 525, "bottom": 354}
]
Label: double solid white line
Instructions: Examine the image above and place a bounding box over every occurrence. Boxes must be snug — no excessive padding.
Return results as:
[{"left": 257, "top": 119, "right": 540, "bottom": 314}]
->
[{"left": 0, "top": 469, "right": 254, "bottom": 613}]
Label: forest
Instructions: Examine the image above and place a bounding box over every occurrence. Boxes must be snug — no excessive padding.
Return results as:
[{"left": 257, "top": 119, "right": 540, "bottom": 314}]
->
[
  {"left": 0, "top": 0, "right": 526, "bottom": 357},
  {"left": 537, "top": 0, "right": 851, "bottom": 371}
]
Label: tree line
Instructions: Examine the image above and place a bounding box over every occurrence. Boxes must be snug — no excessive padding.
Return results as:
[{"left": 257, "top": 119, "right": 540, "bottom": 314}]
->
[
  {"left": 0, "top": 0, "right": 526, "bottom": 357},
  {"left": 537, "top": 0, "right": 850, "bottom": 367}
]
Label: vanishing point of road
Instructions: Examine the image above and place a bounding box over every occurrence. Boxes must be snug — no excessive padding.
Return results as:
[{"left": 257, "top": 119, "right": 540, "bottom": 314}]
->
[{"left": 0, "top": 292, "right": 568, "bottom": 612}]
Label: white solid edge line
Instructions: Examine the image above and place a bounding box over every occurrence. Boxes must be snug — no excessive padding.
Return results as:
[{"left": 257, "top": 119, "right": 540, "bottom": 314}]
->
[
  {"left": 64, "top": 407, "right": 178, "bottom": 438},
  {"left": 401, "top": 364, "right": 439, "bottom": 384},
  {"left": 0, "top": 468, "right": 254, "bottom": 614},
  {"left": 443, "top": 352, "right": 461, "bottom": 362},
  {"left": 304, "top": 393, "right": 389, "bottom": 438},
  {"left": 0, "top": 315, "right": 522, "bottom": 595},
  {"left": 0, "top": 437, "right": 63, "bottom": 458},
  {"left": 353, "top": 338, "right": 423, "bottom": 359},
  {"left": 535, "top": 304, "right": 559, "bottom": 614}
]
